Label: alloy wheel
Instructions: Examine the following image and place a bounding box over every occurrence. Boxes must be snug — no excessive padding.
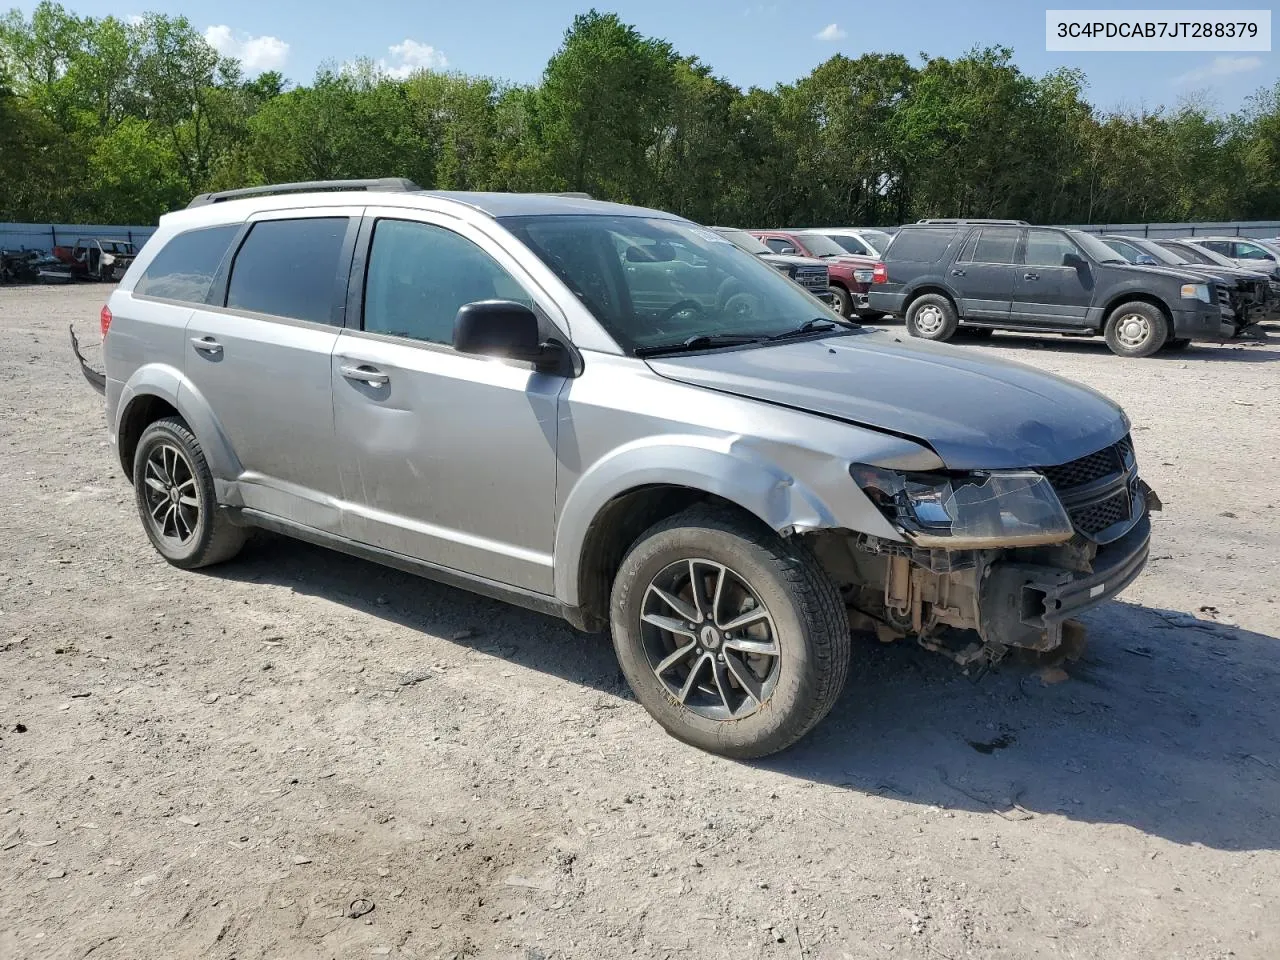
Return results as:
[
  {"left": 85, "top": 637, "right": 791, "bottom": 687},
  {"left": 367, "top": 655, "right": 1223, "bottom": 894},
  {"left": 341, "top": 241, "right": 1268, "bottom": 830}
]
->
[
  {"left": 141, "top": 442, "right": 200, "bottom": 546},
  {"left": 638, "top": 558, "right": 780, "bottom": 720}
]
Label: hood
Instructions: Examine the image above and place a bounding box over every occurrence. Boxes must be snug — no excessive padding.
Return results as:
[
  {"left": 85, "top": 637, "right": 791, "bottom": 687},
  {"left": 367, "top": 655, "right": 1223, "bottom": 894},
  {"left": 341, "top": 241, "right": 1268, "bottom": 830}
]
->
[
  {"left": 759, "top": 253, "right": 827, "bottom": 269},
  {"left": 647, "top": 332, "right": 1129, "bottom": 470},
  {"left": 1112, "top": 262, "right": 1205, "bottom": 283},
  {"left": 1172, "top": 264, "right": 1255, "bottom": 284}
]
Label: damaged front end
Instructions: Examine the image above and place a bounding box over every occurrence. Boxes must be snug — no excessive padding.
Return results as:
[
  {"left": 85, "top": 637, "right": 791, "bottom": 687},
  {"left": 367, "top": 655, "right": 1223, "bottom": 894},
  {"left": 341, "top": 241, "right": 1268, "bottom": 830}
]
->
[{"left": 810, "top": 435, "right": 1159, "bottom": 664}]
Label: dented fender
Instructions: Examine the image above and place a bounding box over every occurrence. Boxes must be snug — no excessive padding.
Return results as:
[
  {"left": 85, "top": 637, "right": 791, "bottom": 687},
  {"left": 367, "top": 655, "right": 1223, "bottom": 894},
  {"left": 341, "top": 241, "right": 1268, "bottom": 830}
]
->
[{"left": 551, "top": 433, "right": 908, "bottom": 607}]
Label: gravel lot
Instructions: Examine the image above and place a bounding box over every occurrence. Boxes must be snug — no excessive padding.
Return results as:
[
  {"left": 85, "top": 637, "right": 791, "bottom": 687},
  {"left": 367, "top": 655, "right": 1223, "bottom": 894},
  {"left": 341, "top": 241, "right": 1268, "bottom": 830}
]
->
[{"left": 2, "top": 284, "right": 1279, "bottom": 960}]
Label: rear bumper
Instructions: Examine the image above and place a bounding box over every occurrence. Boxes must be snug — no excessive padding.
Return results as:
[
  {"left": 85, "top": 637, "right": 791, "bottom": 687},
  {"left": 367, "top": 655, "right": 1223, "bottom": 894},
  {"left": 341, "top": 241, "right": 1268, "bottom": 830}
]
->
[
  {"left": 980, "top": 515, "right": 1150, "bottom": 650},
  {"left": 868, "top": 290, "right": 905, "bottom": 314},
  {"left": 69, "top": 324, "right": 106, "bottom": 394}
]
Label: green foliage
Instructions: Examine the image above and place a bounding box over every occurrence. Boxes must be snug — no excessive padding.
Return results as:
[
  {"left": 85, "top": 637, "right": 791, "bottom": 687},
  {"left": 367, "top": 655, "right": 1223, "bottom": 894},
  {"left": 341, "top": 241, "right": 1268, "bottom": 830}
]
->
[{"left": 2, "top": 2, "right": 1279, "bottom": 227}]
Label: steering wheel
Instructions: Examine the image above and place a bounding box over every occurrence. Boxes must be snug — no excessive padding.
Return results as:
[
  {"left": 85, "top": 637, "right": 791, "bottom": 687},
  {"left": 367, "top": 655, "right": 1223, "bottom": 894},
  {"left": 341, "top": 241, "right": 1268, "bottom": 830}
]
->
[{"left": 657, "top": 298, "right": 707, "bottom": 325}]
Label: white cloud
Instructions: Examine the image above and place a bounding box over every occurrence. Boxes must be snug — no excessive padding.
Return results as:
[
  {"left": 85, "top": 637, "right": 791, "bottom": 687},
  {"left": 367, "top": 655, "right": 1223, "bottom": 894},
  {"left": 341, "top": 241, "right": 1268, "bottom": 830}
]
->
[
  {"left": 379, "top": 39, "right": 448, "bottom": 79},
  {"left": 815, "top": 23, "right": 846, "bottom": 41},
  {"left": 204, "top": 25, "right": 290, "bottom": 73},
  {"left": 1174, "top": 55, "right": 1262, "bottom": 86},
  {"left": 126, "top": 14, "right": 144, "bottom": 26}
]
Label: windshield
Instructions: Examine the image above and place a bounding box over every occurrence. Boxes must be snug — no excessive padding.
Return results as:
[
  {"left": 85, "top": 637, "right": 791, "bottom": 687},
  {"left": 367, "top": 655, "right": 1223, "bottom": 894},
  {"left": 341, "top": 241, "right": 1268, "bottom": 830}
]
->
[
  {"left": 1131, "top": 239, "right": 1185, "bottom": 266},
  {"left": 502, "top": 215, "right": 846, "bottom": 352},
  {"left": 716, "top": 229, "right": 772, "bottom": 255},
  {"left": 794, "top": 233, "right": 849, "bottom": 258},
  {"left": 1068, "top": 230, "right": 1126, "bottom": 263},
  {"left": 1178, "top": 242, "right": 1233, "bottom": 267}
]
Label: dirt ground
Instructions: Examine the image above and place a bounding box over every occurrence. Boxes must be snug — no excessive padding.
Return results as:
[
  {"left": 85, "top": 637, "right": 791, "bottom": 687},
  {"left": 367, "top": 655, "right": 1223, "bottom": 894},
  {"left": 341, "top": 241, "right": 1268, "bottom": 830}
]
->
[{"left": 2, "top": 284, "right": 1278, "bottom": 960}]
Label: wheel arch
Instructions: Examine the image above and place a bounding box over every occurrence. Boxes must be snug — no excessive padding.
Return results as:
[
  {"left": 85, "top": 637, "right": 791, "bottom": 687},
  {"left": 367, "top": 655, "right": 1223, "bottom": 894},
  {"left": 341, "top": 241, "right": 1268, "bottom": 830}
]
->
[
  {"left": 114, "top": 364, "right": 242, "bottom": 484},
  {"left": 554, "top": 440, "right": 871, "bottom": 628},
  {"left": 1101, "top": 292, "right": 1174, "bottom": 336}
]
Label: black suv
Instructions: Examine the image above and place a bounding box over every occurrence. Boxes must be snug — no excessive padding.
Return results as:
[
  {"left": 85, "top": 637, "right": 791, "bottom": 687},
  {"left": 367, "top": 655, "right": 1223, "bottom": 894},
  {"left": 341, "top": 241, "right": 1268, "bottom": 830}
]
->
[{"left": 868, "top": 223, "right": 1229, "bottom": 357}]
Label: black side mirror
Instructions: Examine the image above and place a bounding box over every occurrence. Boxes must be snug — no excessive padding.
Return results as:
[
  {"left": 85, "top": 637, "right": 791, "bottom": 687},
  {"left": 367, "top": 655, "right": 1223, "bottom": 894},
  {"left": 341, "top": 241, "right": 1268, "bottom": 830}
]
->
[
  {"left": 453, "top": 300, "right": 558, "bottom": 368},
  {"left": 1062, "top": 252, "right": 1087, "bottom": 269}
]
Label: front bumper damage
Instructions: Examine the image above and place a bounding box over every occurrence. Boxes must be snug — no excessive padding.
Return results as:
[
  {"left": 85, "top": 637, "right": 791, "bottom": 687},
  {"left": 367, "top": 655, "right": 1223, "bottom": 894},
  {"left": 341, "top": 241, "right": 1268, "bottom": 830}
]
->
[{"left": 811, "top": 482, "right": 1159, "bottom": 663}]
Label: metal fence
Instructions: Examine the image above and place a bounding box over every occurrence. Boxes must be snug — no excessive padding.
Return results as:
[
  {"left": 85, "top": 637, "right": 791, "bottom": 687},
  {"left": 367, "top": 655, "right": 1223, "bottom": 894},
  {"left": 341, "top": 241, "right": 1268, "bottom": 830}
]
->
[
  {"left": 0, "top": 222, "right": 157, "bottom": 252},
  {"left": 1062, "top": 220, "right": 1280, "bottom": 239}
]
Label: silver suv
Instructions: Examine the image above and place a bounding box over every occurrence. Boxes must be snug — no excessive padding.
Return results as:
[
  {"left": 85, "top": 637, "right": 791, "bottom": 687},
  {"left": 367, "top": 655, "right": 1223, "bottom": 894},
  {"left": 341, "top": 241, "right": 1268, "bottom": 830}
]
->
[{"left": 78, "top": 180, "right": 1158, "bottom": 758}]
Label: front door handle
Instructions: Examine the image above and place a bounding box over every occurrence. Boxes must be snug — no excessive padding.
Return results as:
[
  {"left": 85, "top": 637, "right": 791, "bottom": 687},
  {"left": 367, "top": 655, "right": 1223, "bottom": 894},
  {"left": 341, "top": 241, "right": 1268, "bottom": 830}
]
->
[
  {"left": 190, "top": 336, "right": 222, "bottom": 355},
  {"left": 951, "top": 269, "right": 966, "bottom": 277},
  {"left": 1023, "top": 272, "right": 1039, "bottom": 281},
  {"left": 339, "top": 363, "right": 390, "bottom": 387}
]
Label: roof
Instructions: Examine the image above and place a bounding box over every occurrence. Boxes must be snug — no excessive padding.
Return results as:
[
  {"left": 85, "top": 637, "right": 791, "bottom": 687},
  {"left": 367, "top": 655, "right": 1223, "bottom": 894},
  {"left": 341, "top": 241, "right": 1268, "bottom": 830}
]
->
[{"left": 424, "top": 191, "right": 681, "bottom": 220}]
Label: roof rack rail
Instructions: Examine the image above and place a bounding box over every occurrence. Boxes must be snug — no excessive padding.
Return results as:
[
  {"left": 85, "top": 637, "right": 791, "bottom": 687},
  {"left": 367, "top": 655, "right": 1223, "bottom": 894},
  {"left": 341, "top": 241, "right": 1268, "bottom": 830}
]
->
[
  {"left": 916, "top": 218, "right": 1029, "bottom": 225},
  {"left": 533, "top": 191, "right": 593, "bottom": 199},
  {"left": 187, "top": 178, "right": 423, "bottom": 208}
]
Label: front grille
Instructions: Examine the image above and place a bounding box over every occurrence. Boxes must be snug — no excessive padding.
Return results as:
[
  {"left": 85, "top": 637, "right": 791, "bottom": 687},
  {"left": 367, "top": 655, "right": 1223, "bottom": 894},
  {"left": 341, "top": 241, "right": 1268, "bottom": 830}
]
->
[
  {"left": 794, "top": 266, "right": 828, "bottom": 290},
  {"left": 1214, "top": 283, "right": 1232, "bottom": 306},
  {"left": 1072, "top": 489, "right": 1131, "bottom": 535},
  {"left": 1039, "top": 435, "right": 1140, "bottom": 542},
  {"left": 1041, "top": 444, "right": 1124, "bottom": 490}
]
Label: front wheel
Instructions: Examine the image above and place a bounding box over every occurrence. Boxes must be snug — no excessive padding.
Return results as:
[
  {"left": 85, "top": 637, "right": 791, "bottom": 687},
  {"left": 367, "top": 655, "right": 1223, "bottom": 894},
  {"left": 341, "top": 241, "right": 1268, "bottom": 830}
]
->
[
  {"left": 1104, "top": 301, "right": 1168, "bottom": 357},
  {"left": 610, "top": 506, "right": 850, "bottom": 759}
]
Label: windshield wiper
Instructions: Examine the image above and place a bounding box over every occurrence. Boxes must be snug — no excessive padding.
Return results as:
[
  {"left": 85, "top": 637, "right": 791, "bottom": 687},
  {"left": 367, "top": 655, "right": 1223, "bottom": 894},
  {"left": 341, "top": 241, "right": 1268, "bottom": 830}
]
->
[
  {"left": 767, "top": 318, "right": 853, "bottom": 341},
  {"left": 634, "top": 333, "right": 765, "bottom": 357}
]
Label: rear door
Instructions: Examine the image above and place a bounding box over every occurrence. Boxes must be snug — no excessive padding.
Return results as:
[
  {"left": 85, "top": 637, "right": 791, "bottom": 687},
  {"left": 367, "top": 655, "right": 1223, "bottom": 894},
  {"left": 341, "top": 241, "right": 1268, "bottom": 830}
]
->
[
  {"left": 1011, "top": 229, "right": 1093, "bottom": 327},
  {"left": 184, "top": 209, "right": 360, "bottom": 532},
  {"left": 952, "top": 227, "right": 1019, "bottom": 321}
]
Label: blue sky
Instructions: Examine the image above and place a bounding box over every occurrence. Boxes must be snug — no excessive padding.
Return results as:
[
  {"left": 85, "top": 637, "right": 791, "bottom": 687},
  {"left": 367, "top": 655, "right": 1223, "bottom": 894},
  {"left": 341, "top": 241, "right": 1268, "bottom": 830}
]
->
[{"left": 20, "top": 0, "right": 1279, "bottom": 113}]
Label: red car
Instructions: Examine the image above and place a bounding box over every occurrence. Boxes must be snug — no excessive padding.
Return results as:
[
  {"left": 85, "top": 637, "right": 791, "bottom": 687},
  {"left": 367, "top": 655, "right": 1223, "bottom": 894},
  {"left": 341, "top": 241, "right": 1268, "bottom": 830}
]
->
[{"left": 749, "top": 230, "right": 881, "bottom": 319}]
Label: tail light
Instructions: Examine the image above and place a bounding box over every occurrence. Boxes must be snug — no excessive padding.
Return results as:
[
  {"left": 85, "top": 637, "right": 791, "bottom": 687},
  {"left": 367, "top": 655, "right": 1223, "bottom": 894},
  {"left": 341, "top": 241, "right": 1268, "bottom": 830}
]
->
[
  {"left": 872, "top": 262, "right": 888, "bottom": 284},
  {"left": 99, "top": 304, "right": 112, "bottom": 337}
]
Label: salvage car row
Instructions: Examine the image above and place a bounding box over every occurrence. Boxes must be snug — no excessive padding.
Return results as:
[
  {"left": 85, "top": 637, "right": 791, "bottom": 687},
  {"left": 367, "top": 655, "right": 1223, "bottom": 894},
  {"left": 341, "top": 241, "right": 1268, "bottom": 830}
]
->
[{"left": 710, "top": 218, "right": 1280, "bottom": 357}]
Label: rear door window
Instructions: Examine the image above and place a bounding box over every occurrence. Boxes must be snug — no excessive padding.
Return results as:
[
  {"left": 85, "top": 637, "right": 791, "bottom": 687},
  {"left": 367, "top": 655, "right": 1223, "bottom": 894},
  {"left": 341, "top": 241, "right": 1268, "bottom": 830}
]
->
[
  {"left": 134, "top": 224, "right": 240, "bottom": 303},
  {"left": 225, "top": 217, "right": 350, "bottom": 324},
  {"left": 968, "top": 228, "right": 1020, "bottom": 264},
  {"left": 884, "top": 228, "right": 956, "bottom": 262}
]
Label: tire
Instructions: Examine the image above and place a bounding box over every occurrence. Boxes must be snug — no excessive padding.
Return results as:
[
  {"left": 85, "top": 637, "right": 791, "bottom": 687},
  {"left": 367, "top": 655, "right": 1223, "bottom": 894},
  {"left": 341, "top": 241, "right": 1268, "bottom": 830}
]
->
[
  {"left": 133, "top": 417, "right": 245, "bottom": 569},
  {"left": 829, "top": 286, "right": 853, "bottom": 318},
  {"left": 1163, "top": 337, "right": 1193, "bottom": 351},
  {"left": 609, "top": 505, "right": 850, "bottom": 759},
  {"left": 1103, "top": 301, "right": 1168, "bottom": 357},
  {"left": 905, "top": 293, "right": 959, "bottom": 341}
]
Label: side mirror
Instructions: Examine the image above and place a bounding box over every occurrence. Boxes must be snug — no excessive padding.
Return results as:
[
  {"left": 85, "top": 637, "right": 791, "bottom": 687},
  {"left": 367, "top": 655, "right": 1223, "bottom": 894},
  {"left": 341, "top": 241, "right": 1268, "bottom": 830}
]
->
[
  {"left": 778, "top": 246, "right": 797, "bottom": 255},
  {"left": 1135, "top": 254, "right": 1157, "bottom": 266},
  {"left": 1062, "top": 252, "right": 1087, "bottom": 269},
  {"left": 453, "top": 300, "right": 558, "bottom": 368}
]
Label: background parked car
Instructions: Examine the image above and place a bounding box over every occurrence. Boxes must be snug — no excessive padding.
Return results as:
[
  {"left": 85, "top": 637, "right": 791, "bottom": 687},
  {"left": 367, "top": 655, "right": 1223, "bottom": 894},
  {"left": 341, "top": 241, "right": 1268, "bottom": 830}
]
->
[
  {"left": 748, "top": 229, "right": 881, "bottom": 319},
  {"left": 1182, "top": 236, "right": 1280, "bottom": 278},
  {"left": 1101, "top": 235, "right": 1268, "bottom": 332},
  {"left": 805, "top": 227, "right": 896, "bottom": 258},
  {"left": 711, "top": 227, "right": 833, "bottom": 305},
  {"left": 868, "top": 222, "right": 1229, "bottom": 356}
]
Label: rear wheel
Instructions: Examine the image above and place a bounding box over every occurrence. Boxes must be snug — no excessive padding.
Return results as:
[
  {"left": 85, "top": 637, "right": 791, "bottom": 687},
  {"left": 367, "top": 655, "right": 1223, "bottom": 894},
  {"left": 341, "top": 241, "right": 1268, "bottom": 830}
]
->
[
  {"left": 133, "top": 417, "right": 245, "bottom": 569},
  {"left": 1104, "top": 301, "right": 1168, "bottom": 357},
  {"left": 610, "top": 506, "right": 850, "bottom": 759},
  {"left": 906, "top": 294, "right": 958, "bottom": 341},
  {"left": 829, "top": 286, "right": 853, "bottom": 318}
]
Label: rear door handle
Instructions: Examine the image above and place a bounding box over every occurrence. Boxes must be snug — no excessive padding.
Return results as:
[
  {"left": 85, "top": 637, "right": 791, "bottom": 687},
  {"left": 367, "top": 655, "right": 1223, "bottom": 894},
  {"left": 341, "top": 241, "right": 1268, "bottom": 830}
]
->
[
  {"left": 1023, "top": 272, "right": 1039, "bottom": 281},
  {"left": 951, "top": 269, "right": 966, "bottom": 277},
  {"left": 339, "top": 362, "right": 390, "bottom": 387},
  {"left": 190, "top": 336, "right": 222, "bottom": 355}
]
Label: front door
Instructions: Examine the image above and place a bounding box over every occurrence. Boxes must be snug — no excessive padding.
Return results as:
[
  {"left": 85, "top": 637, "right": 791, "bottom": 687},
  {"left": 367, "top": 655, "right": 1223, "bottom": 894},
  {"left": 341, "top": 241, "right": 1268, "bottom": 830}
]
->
[
  {"left": 330, "top": 213, "right": 565, "bottom": 594},
  {"left": 184, "top": 211, "right": 359, "bottom": 531},
  {"left": 1011, "top": 229, "right": 1094, "bottom": 327},
  {"left": 952, "top": 227, "right": 1019, "bottom": 320}
]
